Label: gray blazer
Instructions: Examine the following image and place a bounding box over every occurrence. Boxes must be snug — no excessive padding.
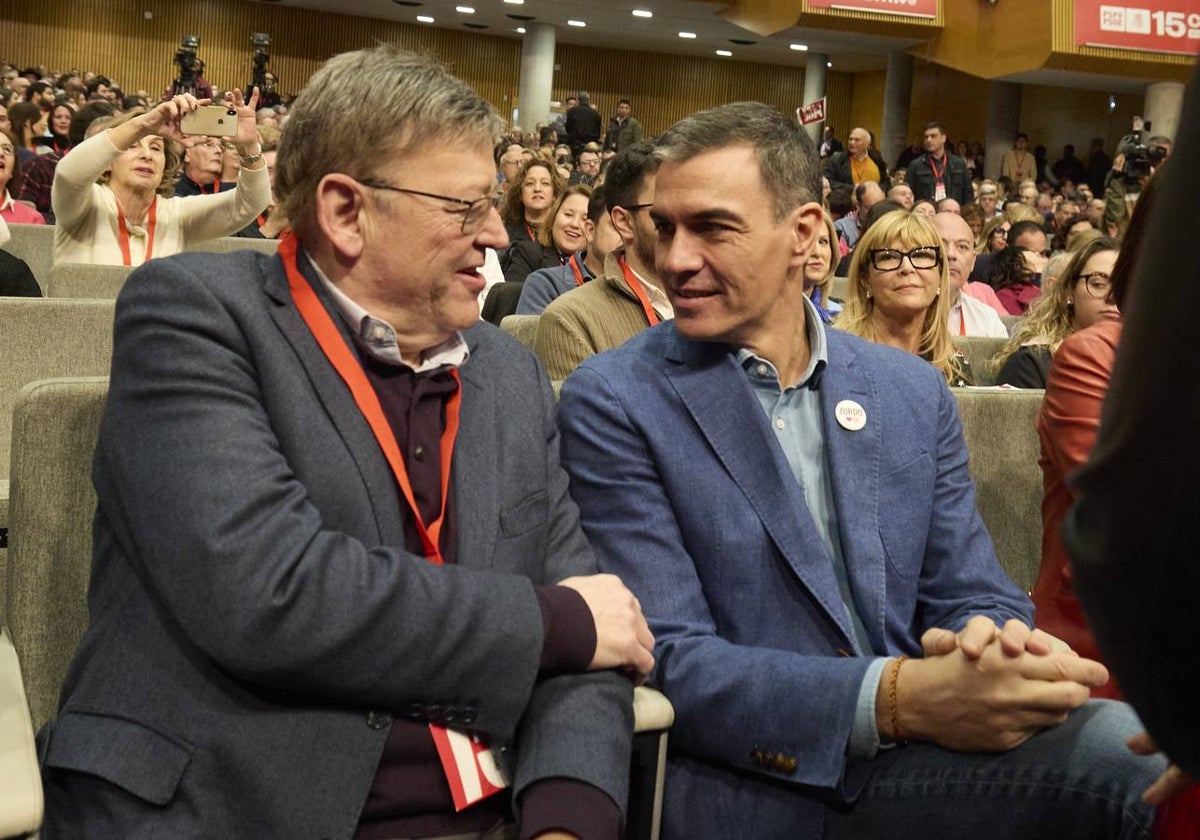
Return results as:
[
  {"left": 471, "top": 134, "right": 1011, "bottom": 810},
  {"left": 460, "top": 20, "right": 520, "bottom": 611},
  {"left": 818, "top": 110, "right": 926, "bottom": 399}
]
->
[{"left": 39, "top": 249, "right": 632, "bottom": 838}]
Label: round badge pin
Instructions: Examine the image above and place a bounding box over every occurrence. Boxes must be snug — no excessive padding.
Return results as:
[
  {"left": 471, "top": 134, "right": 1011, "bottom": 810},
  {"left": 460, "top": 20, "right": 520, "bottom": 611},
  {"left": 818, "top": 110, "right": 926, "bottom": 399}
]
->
[{"left": 835, "top": 399, "right": 866, "bottom": 432}]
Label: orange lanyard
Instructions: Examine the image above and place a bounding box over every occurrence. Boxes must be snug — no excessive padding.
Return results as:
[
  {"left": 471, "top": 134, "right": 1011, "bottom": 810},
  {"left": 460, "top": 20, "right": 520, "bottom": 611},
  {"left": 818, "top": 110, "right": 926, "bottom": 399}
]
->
[
  {"left": 278, "top": 233, "right": 461, "bottom": 562},
  {"left": 619, "top": 255, "right": 660, "bottom": 326},
  {"left": 568, "top": 253, "right": 585, "bottom": 286},
  {"left": 116, "top": 199, "right": 157, "bottom": 267},
  {"left": 958, "top": 307, "right": 966, "bottom": 337},
  {"left": 524, "top": 222, "right": 535, "bottom": 241}
]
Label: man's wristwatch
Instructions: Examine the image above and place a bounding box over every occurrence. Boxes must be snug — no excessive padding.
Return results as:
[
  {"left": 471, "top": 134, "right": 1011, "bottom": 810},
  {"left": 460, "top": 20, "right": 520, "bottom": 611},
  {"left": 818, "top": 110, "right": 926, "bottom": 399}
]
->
[{"left": 238, "top": 145, "right": 264, "bottom": 166}]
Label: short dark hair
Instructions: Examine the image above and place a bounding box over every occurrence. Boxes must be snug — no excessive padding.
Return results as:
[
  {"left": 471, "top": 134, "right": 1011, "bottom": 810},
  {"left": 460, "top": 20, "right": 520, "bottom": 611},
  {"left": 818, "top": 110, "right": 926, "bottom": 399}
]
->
[
  {"left": 68, "top": 101, "right": 115, "bottom": 147},
  {"left": 924, "top": 121, "right": 947, "bottom": 134},
  {"left": 1015, "top": 132, "right": 1028, "bottom": 141},
  {"left": 1008, "top": 219, "right": 1045, "bottom": 244},
  {"left": 587, "top": 186, "right": 608, "bottom": 225},
  {"left": 27, "top": 81, "right": 52, "bottom": 101},
  {"left": 618, "top": 98, "right": 631, "bottom": 106},
  {"left": 604, "top": 140, "right": 660, "bottom": 214},
  {"left": 85, "top": 75, "right": 111, "bottom": 96},
  {"left": 863, "top": 199, "right": 905, "bottom": 232}
]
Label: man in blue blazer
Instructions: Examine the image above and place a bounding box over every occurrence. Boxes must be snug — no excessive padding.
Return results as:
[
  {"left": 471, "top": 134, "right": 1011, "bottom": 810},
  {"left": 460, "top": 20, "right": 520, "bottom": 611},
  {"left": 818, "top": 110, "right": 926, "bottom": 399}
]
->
[
  {"left": 557, "top": 102, "right": 1163, "bottom": 840},
  {"left": 39, "top": 47, "right": 653, "bottom": 839}
]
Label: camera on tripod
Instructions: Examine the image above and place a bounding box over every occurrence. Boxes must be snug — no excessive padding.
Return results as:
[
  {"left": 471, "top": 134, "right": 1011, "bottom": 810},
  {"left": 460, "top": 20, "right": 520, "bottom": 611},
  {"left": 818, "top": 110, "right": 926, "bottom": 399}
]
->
[
  {"left": 1118, "top": 117, "right": 1168, "bottom": 185},
  {"left": 250, "top": 33, "right": 272, "bottom": 94},
  {"left": 173, "top": 34, "right": 202, "bottom": 95}
]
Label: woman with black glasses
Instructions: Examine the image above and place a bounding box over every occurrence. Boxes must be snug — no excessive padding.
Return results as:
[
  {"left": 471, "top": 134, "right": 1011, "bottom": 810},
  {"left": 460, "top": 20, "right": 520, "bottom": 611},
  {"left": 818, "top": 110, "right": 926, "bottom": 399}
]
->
[
  {"left": 993, "top": 236, "right": 1120, "bottom": 388},
  {"left": 835, "top": 209, "right": 971, "bottom": 386}
]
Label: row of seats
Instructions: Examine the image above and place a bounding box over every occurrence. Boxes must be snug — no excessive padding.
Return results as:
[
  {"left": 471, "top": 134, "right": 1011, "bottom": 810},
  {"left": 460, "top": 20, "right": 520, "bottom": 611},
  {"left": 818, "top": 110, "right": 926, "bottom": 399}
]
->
[{"left": 2, "top": 223, "right": 279, "bottom": 293}]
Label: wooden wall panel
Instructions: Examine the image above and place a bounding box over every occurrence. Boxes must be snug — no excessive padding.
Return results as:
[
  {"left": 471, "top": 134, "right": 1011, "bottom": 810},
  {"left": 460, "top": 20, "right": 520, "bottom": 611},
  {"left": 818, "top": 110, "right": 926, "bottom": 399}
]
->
[{"left": 5, "top": 0, "right": 851, "bottom": 139}]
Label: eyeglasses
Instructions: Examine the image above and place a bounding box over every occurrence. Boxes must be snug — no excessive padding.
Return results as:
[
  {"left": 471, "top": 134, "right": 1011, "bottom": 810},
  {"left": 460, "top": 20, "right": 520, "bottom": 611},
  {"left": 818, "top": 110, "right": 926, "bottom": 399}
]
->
[
  {"left": 1079, "top": 272, "right": 1113, "bottom": 298},
  {"left": 358, "top": 178, "right": 499, "bottom": 234},
  {"left": 621, "top": 203, "right": 653, "bottom": 212},
  {"left": 991, "top": 227, "right": 1009, "bottom": 238},
  {"left": 869, "top": 246, "right": 942, "bottom": 271}
]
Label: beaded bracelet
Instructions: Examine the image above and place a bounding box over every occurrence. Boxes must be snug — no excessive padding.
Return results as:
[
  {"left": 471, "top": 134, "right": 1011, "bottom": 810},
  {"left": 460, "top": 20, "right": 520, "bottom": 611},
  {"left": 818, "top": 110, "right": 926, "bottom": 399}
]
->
[{"left": 889, "top": 655, "right": 909, "bottom": 742}]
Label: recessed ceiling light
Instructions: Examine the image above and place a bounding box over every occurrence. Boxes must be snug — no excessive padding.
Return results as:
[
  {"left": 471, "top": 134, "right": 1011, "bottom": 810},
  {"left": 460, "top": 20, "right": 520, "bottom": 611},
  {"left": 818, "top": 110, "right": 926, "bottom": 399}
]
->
[
  {"left": 567, "top": 19, "right": 586, "bottom": 26},
  {"left": 790, "top": 43, "right": 808, "bottom": 51},
  {"left": 417, "top": 14, "right": 434, "bottom": 22},
  {"left": 716, "top": 49, "right": 732, "bottom": 56},
  {"left": 516, "top": 26, "right": 525, "bottom": 32},
  {"left": 455, "top": 5, "right": 474, "bottom": 12},
  {"left": 504, "top": 0, "right": 524, "bottom": 4},
  {"left": 826, "top": 61, "right": 832, "bottom": 67},
  {"left": 632, "top": 9, "right": 653, "bottom": 17},
  {"left": 679, "top": 31, "right": 696, "bottom": 38}
]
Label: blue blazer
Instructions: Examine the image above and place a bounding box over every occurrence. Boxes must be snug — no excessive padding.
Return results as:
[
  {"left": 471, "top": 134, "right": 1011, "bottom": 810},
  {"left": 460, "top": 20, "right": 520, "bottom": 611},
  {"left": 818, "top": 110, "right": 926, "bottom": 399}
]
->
[
  {"left": 558, "top": 322, "right": 1031, "bottom": 839},
  {"left": 40, "top": 249, "right": 632, "bottom": 839}
]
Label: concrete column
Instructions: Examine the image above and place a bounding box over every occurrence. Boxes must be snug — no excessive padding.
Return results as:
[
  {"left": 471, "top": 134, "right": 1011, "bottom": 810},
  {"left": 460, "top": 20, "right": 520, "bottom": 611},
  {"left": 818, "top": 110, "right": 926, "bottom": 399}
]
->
[
  {"left": 880, "top": 50, "right": 913, "bottom": 173},
  {"left": 984, "top": 81, "right": 1022, "bottom": 181},
  {"left": 1144, "top": 81, "right": 1185, "bottom": 142},
  {"left": 515, "top": 23, "right": 555, "bottom": 131},
  {"left": 801, "top": 53, "right": 828, "bottom": 146}
]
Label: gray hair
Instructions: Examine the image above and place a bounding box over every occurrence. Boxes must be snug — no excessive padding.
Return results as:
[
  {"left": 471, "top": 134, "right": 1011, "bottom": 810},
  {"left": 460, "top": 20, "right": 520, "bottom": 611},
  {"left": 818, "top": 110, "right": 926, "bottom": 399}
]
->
[
  {"left": 655, "top": 101, "right": 821, "bottom": 221},
  {"left": 275, "top": 44, "right": 502, "bottom": 238}
]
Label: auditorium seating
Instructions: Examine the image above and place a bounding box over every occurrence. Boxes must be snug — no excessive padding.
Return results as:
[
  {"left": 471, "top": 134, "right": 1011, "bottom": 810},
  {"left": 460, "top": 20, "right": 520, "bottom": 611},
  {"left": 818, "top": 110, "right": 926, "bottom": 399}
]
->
[
  {"left": 499, "top": 314, "right": 539, "bottom": 351},
  {"left": 952, "top": 388, "right": 1044, "bottom": 591},
  {"left": 45, "top": 262, "right": 133, "bottom": 299},
  {"left": 187, "top": 236, "right": 280, "bottom": 256},
  {"left": 952, "top": 335, "right": 1008, "bottom": 386},
  {"left": 3, "top": 224, "right": 54, "bottom": 291}
]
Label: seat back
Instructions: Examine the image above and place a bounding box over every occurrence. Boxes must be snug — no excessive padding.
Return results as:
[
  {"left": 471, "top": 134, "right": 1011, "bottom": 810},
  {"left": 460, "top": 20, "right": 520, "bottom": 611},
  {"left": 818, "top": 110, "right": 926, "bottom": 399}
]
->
[
  {"left": 5, "top": 377, "right": 108, "bottom": 731},
  {"left": 45, "top": 262, "right": 134, "bottom": 299},
  {"left": 953, "top": 388, "right": 1044, "bottom": 591},
  {"left": 952, "top": 336, "right": 1009, "bottom": 386},
  {"left": 3, "top": 223, "right": 55, "bottom": 291},
  {"left": 500, "top": 314, "right": 540, "bottom": 351},
  {"left": 186, "top": 236, "right": 280, "bottom": 256}
]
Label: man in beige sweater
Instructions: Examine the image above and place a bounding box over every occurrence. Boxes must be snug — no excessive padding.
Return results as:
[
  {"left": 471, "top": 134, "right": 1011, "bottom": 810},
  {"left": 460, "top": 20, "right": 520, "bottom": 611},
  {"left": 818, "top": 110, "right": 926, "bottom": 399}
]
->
[{"left": 534, "top": 141, "right": 670, "bottom": 380}]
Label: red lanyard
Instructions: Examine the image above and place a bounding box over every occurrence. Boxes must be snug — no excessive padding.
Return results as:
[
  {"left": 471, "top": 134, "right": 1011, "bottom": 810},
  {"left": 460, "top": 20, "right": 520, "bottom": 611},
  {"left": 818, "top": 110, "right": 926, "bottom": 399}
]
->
[
  {"left": 929, "top": 154, "right": 947, "bottom": 186},
  {"left": 278, "top": 233, "right": 461, "bottom": 563},
  {"left": 568, "top": 253, "right": 585, "bottom": 287},
  {"left": 618, "top": 256, "right": 660, "bottom": 326},
  {"left": 525, "top": 222, "right": 535, "bottom": 241},
  {"left": 116, "top": 199, "right": 157, "bottom": 267},
  {"left": 958, "top": 307, "right": 966, "bottom": 337}
]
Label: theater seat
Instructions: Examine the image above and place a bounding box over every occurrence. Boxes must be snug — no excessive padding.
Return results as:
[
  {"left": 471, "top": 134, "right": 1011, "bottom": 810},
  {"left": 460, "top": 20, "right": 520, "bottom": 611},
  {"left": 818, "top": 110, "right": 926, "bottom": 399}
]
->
[
  {"left": 952, "top": 336, "right": 1009, "bottom": 386},
  {"left": 186, "top": 236, "right": 280, "bottom": 255},
  {"left": 952, "top": 388, "right": 1044, "bottom": 591},
  {"left": 2, "top": 224, "right": 54, "bottom": 291},
  {"left": 499, "top": 314, "right": 540, "bottom": 351},
  {"left": 45, "top": 262, "right": 134, "bottom": 299}
]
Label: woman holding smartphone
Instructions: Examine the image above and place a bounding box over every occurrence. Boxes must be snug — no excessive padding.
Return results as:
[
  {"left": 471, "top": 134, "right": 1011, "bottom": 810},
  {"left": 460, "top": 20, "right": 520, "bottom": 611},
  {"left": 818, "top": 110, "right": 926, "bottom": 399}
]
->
[{"left": 51, "top": 89, "right": 270, "bottom": 266}]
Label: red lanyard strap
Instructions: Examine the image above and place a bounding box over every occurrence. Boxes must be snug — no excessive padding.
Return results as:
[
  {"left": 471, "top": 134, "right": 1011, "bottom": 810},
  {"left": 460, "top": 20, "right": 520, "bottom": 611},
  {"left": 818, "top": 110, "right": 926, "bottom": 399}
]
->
[
  {"left": 929, "top": 154, "right": 947, "bottom": 185},
  {"left": 619, "top": 255, "right": 660, "bottom": 327},
  {"left": 568, "top": 253, "right": 585, "bottom": 286},
  {"left": 116, "top": 198, "right": 158, "bottom": 267},
  {"left": 278, "top": 233, "right": 461, "bottom": 563}
]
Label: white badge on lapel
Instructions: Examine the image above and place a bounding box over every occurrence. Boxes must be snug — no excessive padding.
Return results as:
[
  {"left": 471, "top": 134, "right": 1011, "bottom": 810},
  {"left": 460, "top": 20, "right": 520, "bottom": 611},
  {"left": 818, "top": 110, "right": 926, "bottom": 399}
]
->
[{"left": 835, "top": 399, "right": 866, "bottom": 432}]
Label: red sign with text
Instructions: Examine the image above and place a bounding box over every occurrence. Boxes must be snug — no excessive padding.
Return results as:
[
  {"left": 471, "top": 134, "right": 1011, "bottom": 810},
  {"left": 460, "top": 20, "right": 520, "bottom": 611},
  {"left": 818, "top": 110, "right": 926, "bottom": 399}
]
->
[
  {"left": 1075, "top": 0, "right": 1200, "bottom": 55},
  {"left": 807, "top": 0, "right": 937, "bottom": 19},
  {"left": 797, "top": 97, "right": 826, "bottom": 126}
]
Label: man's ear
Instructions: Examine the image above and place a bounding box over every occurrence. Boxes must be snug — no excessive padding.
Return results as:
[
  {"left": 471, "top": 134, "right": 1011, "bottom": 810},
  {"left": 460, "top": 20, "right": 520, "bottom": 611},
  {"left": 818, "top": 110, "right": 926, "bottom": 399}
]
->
[
  {"left": 314, "top": 173, "right": 368, "bottom": 261},
  {"left": 788, "top": 201, "right": 825, "bottom": 269},
  {"left": 609, "top": 206, "right": 635, "bottom": 249},
  {"left": 583, "top": 218, "right": 596, "bottom": 246}
]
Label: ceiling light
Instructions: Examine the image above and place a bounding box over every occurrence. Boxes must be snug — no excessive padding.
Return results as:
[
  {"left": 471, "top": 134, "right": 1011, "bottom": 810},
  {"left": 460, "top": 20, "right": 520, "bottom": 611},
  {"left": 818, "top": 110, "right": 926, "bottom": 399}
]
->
[
  {"left": 632, "top": 9, "right": 653, "bottom": 17},
  {"left": 567, "top": 19, "right": 586, "bottom": 26},
  {"left": 790, "top": 43, "right": 808, "bottom": 51},
  {"left": 516, "top": 26, "right": 525, "bottom": 32},
  {"left": 455, "top": 5, "right": 474, "bottom": 12},
  {"left": 417, "top": 14, "right": 434, "bottom": 22},
  {"left": 826, "top": 61, "right": 832, "bottom": 67},
  {"left": 504, "top": 0, "right": 524, "bottom": 4},
  {"left": 679, "top": 31, "right": 697, "bottom": 38},
  {"left": 716, "top": 49, "right": 732, "bottom": 56}
]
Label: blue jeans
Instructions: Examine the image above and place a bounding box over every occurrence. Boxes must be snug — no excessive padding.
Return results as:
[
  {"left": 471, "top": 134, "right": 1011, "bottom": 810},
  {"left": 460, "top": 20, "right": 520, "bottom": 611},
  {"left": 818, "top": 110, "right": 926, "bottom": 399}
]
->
[{"left": 824, "top": 700, "right": 1166, "bottom": 840}]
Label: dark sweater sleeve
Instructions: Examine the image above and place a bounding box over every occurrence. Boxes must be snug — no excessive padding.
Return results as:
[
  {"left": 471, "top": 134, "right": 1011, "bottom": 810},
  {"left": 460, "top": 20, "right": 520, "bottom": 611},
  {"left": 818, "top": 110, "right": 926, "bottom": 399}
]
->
[
  {"left": 519, "top": 778, "right": 623, "bottom": 840},
  {"left": 995, "top": 345, "right": 1049, "bottom": 389}
]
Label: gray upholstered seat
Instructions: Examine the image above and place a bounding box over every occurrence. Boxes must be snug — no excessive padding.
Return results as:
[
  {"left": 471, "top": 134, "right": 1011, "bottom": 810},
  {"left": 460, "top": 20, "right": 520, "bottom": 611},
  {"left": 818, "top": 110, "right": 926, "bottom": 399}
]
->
[
  {"left": 499, "top": 314, "right": 540, "bottom": 351},
  {"left": 4, "top": 223, "right": 55, "bottom": 291},
  {"left": 45, "top": 262, "right": 134, "bottom": 299}
]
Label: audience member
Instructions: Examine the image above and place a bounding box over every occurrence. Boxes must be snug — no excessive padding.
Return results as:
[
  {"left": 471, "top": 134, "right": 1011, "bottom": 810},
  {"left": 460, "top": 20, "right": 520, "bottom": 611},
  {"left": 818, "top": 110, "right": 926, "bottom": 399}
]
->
[
  {"left": 988, "top": 246, "right": 1040, "bottom": 316},
  {"left": 834, "top": 180, "right": 883, "bottom": 251},
  {"left": 18, "top": 100, "right": 113, "bottom": 223},
  {"left": 804, "top": 210, "right": 842, "bottom": 324},
  {"left": 517, "top": 186, "right": 620, "bottom": 315},
  {"left": 837, "top": 209, "right": 971, "bottom": 385},
  {"left": 565, "top": 90, "right": 602, "bottom": 157},
  {"left": 40, "top": 44, "right": 651, "bottom": 840},
  {"left": 499, "top": 158, "right": 563, "bottom": 246},
  {"left": 933, "top": 211, "right": 1008, "bottom": 337},
  {"left": 999, "top": 132, "right": 1034, "bottom": 183},
  {"left": 0, "top": 129, "right": 47, "bottom": 223},
  {"left": 533, "top": 141, "right": 665, "bottom": 380},
  {"left": 1084, "top": 136, "right": 1112, "bottom": 197},
  {"left": 46, "top": 102, "right": 71, "bottom": 153},
  {"left": 1103, "top": 134, "right": 1170, "bottom": 239},
  {"left": 907, "top": 121, "right": 972, "bottom": 205},
  {"left": 887, "top": 183, "right": 914, "bottom": 209},
  {"left": 819, "top": 125, "right": 843, "bottom": 158},
  {"left": 976, "top": 215, "right": 1010, "bottom": 255},
  {"left": 569, "top": 146, "right": 601, "bottom": 186},
  {"left": 50, "top": 92, "right": 270, "bottom": 266},
  {"left": 8, "top": 100, "right": 45, "bottom": 169},
  {"left": 824, "top": 127, "right": 891, "bottom": 193},
  {"left": 603, "top": 98, "right": 642, "bottom": 154},
  {"left": 976, "top": 180, "right": 1001, "bottom": 219},
  {"left": 173, "top": 135, "right": 224, "bottom": 196},
  {"left": 501, "top": 183, "right": 592, "bottom": 284},
  {"left": 935, "top": 197, "right": 960, "bottom": 214},
  {"left": 993, "top": 236, "right": 1119, "bottom": 388},
  {"left": 557, "top": 100, "right": 1162, "bottom": 840},
  {"left": 911, "top": 199, "right": 935, "bottom": 217}
]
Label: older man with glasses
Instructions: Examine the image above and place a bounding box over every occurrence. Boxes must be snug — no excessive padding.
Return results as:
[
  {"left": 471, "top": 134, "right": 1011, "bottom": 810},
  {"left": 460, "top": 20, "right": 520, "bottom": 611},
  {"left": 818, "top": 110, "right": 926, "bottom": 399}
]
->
[{"left": 39, "top": 45, "right": 653, "bottom": 840}]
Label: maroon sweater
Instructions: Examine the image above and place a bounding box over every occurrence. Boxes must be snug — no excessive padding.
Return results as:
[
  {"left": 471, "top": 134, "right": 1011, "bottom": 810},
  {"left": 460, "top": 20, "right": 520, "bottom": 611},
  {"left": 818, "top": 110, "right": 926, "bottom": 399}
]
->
[{"left": 349, "top": 337, "right": 620, "bottom": 840}]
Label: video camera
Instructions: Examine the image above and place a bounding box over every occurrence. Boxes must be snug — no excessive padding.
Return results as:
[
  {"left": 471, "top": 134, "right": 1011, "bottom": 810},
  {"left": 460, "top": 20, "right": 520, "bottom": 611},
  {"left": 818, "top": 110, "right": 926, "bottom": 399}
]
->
[
  {"left": 249, "top": 33, "right": 271, "bottom": 95},
  {"left": 1118, "top": 117, "right": 1168, "bottom": 184},
  {"left": 172, "top": 34, "right": 202, "bottom": 96}
]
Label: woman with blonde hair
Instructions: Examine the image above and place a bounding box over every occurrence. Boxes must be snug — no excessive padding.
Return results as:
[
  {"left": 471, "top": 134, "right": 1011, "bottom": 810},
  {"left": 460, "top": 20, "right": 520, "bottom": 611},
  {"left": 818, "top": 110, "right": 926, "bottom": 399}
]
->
[
  {"left": 805, "top": 210, "right": 842, "bottom": 324},
  {"left": 51, "top": 91, "right": 270, "bottom": 266},
  {"left": 835, "top": 210, "right": 970, "bottom": 385},
  {"left": 993, "top": 235, "right": 1119, "bottom": 388}
]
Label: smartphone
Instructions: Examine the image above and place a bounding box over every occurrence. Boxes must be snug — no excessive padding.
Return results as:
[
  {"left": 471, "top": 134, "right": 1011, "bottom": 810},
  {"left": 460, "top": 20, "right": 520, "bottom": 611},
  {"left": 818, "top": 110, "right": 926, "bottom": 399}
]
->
[{"left": 181, "top": 105, "right": 239, "bottom": 137}]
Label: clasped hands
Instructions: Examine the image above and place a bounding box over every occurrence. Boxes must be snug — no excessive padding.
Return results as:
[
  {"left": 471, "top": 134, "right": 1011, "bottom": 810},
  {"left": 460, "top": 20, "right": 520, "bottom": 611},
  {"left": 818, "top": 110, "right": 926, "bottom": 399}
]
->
[{"left": 883, "top": 616, "right": 1106, "bottom": 753}]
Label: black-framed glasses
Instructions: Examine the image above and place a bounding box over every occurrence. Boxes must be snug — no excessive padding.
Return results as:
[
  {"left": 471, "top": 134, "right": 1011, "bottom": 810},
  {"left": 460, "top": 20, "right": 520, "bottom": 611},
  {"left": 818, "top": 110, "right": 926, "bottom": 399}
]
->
[
  {"left": 991, "top": 227, "right": 1010, "bottom": 238},
  {"left": 358, "top": 178, "right": 499, "bottom": 234},
  {"left": 869, "top": 246, "right": 942, "bottom": 271},
  {"left": 620, "top": 203, "right": 653, "bottom": 212},
  {"left": 1079, "top": 272, "right": 1113, "bottom": 299}
]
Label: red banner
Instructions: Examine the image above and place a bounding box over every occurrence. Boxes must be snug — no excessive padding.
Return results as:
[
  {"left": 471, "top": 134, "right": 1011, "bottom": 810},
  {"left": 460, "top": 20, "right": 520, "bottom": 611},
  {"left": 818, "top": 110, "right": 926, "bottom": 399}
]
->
[
  {"left": 807, "top": 0, "right": 937, "bottom": 19},
  {"left": 797, "top": 97, "right": 826, "bottom": 126},
  {"left": 1075, "top": 0, "right": 1200, "bottom": 55}
]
